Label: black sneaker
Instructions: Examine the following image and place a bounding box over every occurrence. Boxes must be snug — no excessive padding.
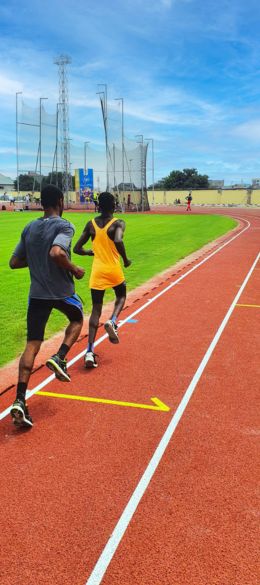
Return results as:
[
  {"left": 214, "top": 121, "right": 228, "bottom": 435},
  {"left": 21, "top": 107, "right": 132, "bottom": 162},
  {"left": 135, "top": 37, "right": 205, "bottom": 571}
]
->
[
  {"left": 11, "top": 399, "right": 33, "bottom": 428},
  {"left": 84, "top": 351, "right": 98, "bottom": 369},
  {"left": 104, "top": 320, "right": 119, "bottom": 344},
  {"left": 46, "top": 354, "right": 71, "bottom": 382}
]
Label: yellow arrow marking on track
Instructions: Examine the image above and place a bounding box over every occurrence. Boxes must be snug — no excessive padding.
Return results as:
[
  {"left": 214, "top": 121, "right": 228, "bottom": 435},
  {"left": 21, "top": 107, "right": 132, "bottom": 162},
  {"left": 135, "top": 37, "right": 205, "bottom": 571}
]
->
[
  {"left": 236, "top": 303, "right": 260, "bottom": 308},
  {"left": 36, "top": 391, "right": 170, "bottom": 412}
]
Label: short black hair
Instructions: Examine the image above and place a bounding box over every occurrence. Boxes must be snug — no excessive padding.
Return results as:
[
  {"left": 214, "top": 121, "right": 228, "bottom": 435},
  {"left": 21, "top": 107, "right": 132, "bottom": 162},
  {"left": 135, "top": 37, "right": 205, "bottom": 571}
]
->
[
  {"left": 98, "top": 192, "right": 115, "bottom": 213},
  {"left": 41, "top": 185, "right": 64, "bottom": 209}
]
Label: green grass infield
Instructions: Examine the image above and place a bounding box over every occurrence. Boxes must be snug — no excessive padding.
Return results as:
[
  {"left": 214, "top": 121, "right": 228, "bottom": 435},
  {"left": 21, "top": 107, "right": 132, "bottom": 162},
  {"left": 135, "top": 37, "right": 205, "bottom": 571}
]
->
[{"left": 0, "top": 211, "right": 237, "bottom": 367}]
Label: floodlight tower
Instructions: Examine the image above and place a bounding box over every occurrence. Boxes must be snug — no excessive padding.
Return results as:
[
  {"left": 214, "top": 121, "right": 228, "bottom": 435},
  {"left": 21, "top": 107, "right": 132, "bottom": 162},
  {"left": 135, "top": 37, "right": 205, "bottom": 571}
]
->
[{"left": 54, "top": 54, "right": 72, "bottom": 205}]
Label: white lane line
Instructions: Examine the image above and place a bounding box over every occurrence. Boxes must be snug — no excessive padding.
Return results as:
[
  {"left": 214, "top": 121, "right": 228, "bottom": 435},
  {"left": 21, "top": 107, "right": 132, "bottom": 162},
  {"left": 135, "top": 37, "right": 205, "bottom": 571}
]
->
[
  {"left": 0, "top": 217, "right": 250, "bottom": 422},
  {"left": 85, "top": 249, "right": 260, "bottom": 585}
]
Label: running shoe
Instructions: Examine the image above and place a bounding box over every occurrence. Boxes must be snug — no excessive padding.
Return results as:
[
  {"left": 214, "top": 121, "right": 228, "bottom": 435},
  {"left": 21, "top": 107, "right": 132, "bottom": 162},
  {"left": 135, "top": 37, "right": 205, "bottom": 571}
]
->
[
  {"left": 84, "top": 351, "right": 98, "bottom": 369},
  {"left": 104, "top": 320, "right": 119, "bottom": 344},
  {"left": 11, "top": 399, "right": 33, "bottom": 428},
  {"left": 46, "top": 354, "right": 71, "bottom": 382}
]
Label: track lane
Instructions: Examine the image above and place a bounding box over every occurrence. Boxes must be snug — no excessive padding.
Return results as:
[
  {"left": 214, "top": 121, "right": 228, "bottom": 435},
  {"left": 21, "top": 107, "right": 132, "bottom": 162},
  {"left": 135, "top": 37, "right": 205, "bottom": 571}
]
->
[
  {"left": 0, "top": 210, "right": 259, "bottom": 585},
  {"left": 99, "top": 254, "right": 259, "bottom": 585}
]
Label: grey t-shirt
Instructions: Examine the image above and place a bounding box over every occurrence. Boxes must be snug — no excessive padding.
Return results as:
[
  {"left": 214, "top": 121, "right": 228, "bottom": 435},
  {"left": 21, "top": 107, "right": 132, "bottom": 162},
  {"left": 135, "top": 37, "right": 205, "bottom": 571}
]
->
[{"left": 13, "top": 216, "right": 75, "bottom": 299}]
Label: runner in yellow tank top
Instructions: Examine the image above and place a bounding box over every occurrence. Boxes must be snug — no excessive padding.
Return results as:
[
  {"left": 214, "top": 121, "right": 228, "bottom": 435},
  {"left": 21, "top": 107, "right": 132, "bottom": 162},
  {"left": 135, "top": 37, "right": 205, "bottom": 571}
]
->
[
  {"left": 89, "top": 217, "right": 125, "bottom": 290},
  {"left": 74, "top": 192, "right": 132, "bottom": 368}
]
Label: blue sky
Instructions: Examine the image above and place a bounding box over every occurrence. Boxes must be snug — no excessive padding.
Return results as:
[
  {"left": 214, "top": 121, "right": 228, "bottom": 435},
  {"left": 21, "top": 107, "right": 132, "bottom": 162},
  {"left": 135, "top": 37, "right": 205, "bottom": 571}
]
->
[{"left": 1, "top": 0, "right": 260, "bottom": 186}]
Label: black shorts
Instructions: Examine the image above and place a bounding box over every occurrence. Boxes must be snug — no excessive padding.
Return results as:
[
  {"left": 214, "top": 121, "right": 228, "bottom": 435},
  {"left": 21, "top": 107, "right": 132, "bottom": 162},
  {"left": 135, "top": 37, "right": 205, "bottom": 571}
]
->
[
  {"left": 27, "top": 294, "right": 83, "bottom": 341},
  {"left": 91, "top": 281, "right": 126, "bottom": 304}
]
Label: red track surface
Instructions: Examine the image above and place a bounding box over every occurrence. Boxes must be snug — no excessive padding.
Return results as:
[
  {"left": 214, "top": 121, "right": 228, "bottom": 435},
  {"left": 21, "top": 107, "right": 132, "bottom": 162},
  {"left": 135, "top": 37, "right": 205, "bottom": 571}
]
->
[{"left": 0, "top": 208, "right": 259, "bottom": 585}]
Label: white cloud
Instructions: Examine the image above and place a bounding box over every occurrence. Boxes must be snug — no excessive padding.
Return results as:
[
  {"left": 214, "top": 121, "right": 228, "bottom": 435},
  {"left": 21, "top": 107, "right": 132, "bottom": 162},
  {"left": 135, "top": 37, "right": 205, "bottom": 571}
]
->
[
  {"left": 232, "top": 120, "right": 260, "bottom": 142},
  {"left": 160, "top": 0, "right": 172, "bottom": 7},
  {"left": 0, "top": 73, "right": 23, "bottom": 96}
]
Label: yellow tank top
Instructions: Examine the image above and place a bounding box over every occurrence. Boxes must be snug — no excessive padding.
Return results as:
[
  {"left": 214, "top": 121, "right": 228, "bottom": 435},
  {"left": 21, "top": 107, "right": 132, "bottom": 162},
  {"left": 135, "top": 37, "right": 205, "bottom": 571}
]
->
[{"left": 89, "top": 218, "right": 125, "bottom": 290}]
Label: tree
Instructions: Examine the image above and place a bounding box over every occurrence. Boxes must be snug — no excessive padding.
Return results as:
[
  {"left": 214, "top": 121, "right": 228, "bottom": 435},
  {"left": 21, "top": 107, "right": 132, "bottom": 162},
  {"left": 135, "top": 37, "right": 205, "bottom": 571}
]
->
[
  {"left": 153, "top": 168, "right": 209, "bottom": 190},
  {"left": 41, "top": 172, "right": 63, "bottom": 190},
  {"left": 14, "top": 174, "right": 40, "bottom": 191},
  {"left": 15, "top": 172, "right": 74, "bottom": 192}
]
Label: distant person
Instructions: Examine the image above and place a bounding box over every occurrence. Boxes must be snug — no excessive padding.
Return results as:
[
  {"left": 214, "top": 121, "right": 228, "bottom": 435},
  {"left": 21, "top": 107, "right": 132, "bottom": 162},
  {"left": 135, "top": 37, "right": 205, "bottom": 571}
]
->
[
  {"left": 127, "top": 193, "right": 131, "bottom": 209},
  {"left": 186, "top": 192, "right": 192, "bottom": 211},
  {"left": 73, "top": 191, "right": 131, "bottom": 368},
  {"left": 9, "top": 185, "right": 85, "bottom": 429},
  {"left": 93, "top": 191, "right": 98, "bottom": 212},
  {"left": 115, "top": 193, "right": 121, "bottom": 212}
]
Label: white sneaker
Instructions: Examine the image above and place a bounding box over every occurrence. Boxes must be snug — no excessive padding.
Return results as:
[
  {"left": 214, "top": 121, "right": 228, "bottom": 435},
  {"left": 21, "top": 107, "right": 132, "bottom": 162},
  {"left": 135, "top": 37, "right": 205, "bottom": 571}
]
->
[
  {"left": 84, "top": 351, "right": 98, "bottom": 368},
  {"left": 104, "top": 320, "right": 119, "bottom": 344}
]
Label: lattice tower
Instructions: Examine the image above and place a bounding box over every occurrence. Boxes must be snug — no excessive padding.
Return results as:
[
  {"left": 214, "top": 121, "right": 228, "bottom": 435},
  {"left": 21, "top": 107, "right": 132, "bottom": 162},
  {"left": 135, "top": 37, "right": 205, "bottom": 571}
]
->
[{"left": 54, "top": 54, "right": 72, "bottom": 201}]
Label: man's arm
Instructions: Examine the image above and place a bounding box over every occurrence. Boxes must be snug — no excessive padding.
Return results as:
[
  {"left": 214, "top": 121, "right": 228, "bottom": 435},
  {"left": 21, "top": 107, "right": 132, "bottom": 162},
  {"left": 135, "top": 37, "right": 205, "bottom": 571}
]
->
[
  {"left": 114, "top": 220, "right": 131, "bottom": 268},
  {"left": 73, "top": 222, "right": 94, "bottom": 256},
  {"left": 50, "top": 221, "right": 85, "bottom": 280},
  {"left": 49, "top": 246, "right": 85, "bottom": 279},
  {"left": 9, "top": 230, "right": 28, "bottom": 269},
  {"left": 9, "top": 256, "right": 28, "bottom": 269}
]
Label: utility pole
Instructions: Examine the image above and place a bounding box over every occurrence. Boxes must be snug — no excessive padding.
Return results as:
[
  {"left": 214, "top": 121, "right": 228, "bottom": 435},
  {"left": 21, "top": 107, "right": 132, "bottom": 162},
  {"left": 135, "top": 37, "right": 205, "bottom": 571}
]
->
[
  {"left": 52, "top": 102, "right": 62, "bottom": 185},
  {"left": 136, "top": 134, "right": 144, "bottom": 211},
  {"left": 39, "top": 97, "right": 48, "bottom": 191},
  {"left": 115, "top": 98, "right": 124, "bottom": 197},
  {"left": 97, "top": 84, "right": 109, "bottom": 190},
  {"left": 84, "top": 141, "right": 90, "bottom": 193},
  {"left": 129, "top": 158, "right": 134, "bottom": 198},
  {"left": 145, "top": 138, "right": 155, "bottom": 205},
  {"left": 84, "top": 141, "right": 90, "bottom": 175},
  {"left": 16, "top": 91, "right": 22, "bottom": 194}
]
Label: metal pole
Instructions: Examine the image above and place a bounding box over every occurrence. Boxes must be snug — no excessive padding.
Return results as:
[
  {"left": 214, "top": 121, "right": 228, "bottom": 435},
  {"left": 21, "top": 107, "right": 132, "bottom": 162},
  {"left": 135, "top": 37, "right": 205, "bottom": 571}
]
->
[
  {"left": 16, "top": 92, "right": 22, "bottom": 194},
  {"left": 145, "top": 138, "right": 154, "bottom": 205},
  {"left": 112, "top": 143, "right": 116, "bottom": 192},
  {"left": 51, "top": 102, "right": 61, "bottom": 185},
  {"left": 68, "top": 137, "right": 72, "bottom": 200},
  {"left": 84, "top": 141, "right": 90, "bottom": 176},
  {"left": 56, "top": 103, "right": 61, "bottom": 184},
  {"left": 98, "top": 84, "right": 109, "bottom": 189},
  {"left": 115, "top": 98, "right": 124, "bottom": 197},
  {"left": 136, "top": 134, "right": 144, "bottom": 211},
  {"left": 129, "top": 158, "right": 134, "bottom": 198},
  {"left": 83, "top": 141, "right": 90, "bottom": 193},
  {"left": 39, "top": 97, "right": 48, "bottom": 191}
]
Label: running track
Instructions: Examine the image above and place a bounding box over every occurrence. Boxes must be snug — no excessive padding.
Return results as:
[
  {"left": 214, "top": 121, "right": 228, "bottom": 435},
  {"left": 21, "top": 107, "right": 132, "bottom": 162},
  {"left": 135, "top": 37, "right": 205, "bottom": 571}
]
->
[{"left": 0, "top": 208, "right": 259, "bottom": 585}]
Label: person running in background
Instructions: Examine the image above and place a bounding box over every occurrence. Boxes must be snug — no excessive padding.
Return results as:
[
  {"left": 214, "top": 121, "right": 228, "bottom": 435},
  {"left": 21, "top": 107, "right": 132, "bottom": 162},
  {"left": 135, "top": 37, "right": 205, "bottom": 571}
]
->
[
  {"left": 9, "top": 185, "right": 85, "bottom": 429},
  {"left": 186, "top": 192, "right": 192, "bottom": 211},
  {"left": 73, "top": 191, "right": 131, "bottom": 369}
]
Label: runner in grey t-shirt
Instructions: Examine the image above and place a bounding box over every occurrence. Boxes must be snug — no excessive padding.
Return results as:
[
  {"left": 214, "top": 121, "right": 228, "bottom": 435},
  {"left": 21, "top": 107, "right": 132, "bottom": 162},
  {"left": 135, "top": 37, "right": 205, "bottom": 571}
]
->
[
  {"left": 9, "top": 185, "right": 86, "bottom": 429},
  {"left": 13, "top": 215, "right": 76, "bottom": 299}
]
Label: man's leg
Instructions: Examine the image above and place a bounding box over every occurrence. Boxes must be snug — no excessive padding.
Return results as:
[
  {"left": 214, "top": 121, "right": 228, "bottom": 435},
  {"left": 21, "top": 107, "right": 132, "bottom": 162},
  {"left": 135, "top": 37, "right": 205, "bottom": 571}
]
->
[
  {"left": 46, "top": 294, "right": 84, "bottom": 381},
  {"left": 85, "top": 289, "right": 104, "bottom": 368},
  {"left": 111, "top": 283, "right": 126, "bottom": 319},
  {"left": 18, "top": 340, "right": 42, "bottom": 386},
  {"left": 88, "top": 303, "right": 103, "bottom": 346},
  {"left": 11, "top": 299, "right": 51, "bottom": 428},
  {"left": 104, "top": 282, "right": 126, "bottom": 344}
]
